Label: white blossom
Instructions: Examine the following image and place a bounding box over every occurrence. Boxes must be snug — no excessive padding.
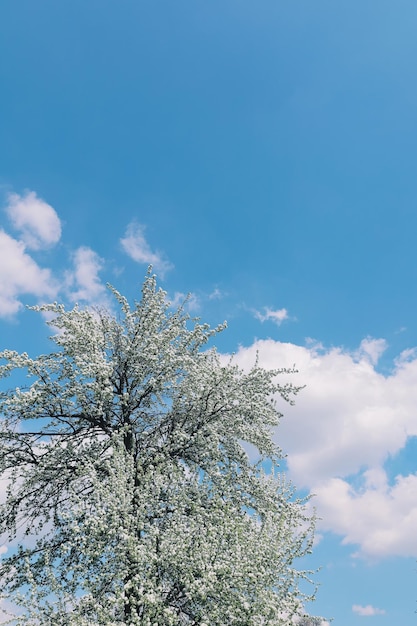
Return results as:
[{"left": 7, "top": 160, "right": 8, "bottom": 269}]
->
[{"left": 0, "top": 272, "right": 323, "bottom": 625}]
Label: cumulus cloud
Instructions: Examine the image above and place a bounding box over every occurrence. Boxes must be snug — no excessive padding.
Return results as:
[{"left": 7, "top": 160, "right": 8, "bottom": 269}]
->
[
  {"left": 66, "top": 247, "right": 107, "bottom": 304},
  {"left": 254, "top": 307, "right": 289, "bottom": 325},
  {"left": 0, "top": 230, "right": 58, "bottom": 316},
  {"left": 0, "top": 189, "right": 62, "bottom": 316},
  {"left": 5, "top": 191, "right": 61, "bottom": 250},
  {"left": 316, "top": 471, "right": 417, "bottom": 558},
  {"left": 120, "top": 221, "right": 173, "bottom": 277},
  {"left": 232, "top": 338, "right": 417, "bottom": 558},
  {"left": 352, "top": 604, "right": 386, "bottom": 616}
]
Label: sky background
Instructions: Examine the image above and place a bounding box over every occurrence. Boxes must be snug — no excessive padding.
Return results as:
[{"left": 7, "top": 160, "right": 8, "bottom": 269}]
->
[{"left": 1, "top": 0, "right": 417, "bottom": 623}]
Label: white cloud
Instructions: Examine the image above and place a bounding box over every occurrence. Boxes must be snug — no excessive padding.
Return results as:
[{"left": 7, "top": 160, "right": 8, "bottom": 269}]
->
[
  {"left": 208, "top": 288, "right": 224, "bottom": 300},
  {"left": 395, "top": 347, "right": 417, "bottom": 365},
  {"left": 314, "top": 473, "right": 417, "bottom": 557},
  {"left": 0, "top": 194, "right": 107, "bottom": 316},
  {"left": 66, "top": 247, "right": 107, "bottom": 304},
  {"left": 169, "top": 291, "right": 200, "bottom": 312},
  {"left": 352, "top": 604, "right": 386, "bottom": 616},
  {"left": 355, "top": 337, "right": 387, "bottom": 365},
  {"left": 232, "top": 338, "right": 417, "bottom": 558},
  {"left": 120, "top": 221, "right": 173, "bottom": 277},
  {"left": 0, "top": 230, "right": 58, "bottom": 316},
  {"left": 254, "top": 307, "right": 289, "bottom": 325},
  {"left": 5, "top": 191, "right": 61, "bottom": 250},
  {"left": 0, "top": 597, "right": 20, "bottom": 624},
  {"left": 234, "top": 338, "right": 417, "bottom": 485}
]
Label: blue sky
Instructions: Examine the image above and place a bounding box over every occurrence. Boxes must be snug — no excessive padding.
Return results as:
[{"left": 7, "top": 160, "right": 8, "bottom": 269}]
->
[{"left": 1, "top": 0, "right": 417, "bottom": 623}]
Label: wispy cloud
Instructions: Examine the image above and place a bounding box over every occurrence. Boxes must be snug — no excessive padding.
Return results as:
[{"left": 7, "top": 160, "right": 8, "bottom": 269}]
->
[
  {"left": 254, "top": 307, "right": 289, "bottom": 325},
  {"left": 169, "top": 291, "right": 200, "bottom": 313},
  {"left": 352, "top": 604, "right": 386, "bottom": 616},
  {"left": 208, "top": 288, "right": 225, "bottom": 300},
  {"left": 65, "top": 247, "right": 107, "bottom": 305},
  {"left": 355, "top": 337, "right": 387, "bottom": 365},
  {"left": 120, "top": 221, "right": 173, "bottom": 277},
  {"left": 5, "top": 191, "right": 62, "bottom": 250}
]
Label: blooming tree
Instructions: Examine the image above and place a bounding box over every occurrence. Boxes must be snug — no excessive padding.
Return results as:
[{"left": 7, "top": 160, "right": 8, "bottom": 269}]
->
[{"left": 0, "top": 273, "right": 320, "bottom": 625}]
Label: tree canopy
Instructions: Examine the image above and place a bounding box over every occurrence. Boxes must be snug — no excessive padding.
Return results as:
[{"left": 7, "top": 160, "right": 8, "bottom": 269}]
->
[{"left": 0, "top": 273, "right": 319, "bottom": 625}]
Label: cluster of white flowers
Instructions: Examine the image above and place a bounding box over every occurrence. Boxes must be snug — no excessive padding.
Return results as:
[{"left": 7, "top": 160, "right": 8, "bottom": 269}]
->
[{"left": 0, "top": 272, "right": 322, "bottom": 625}]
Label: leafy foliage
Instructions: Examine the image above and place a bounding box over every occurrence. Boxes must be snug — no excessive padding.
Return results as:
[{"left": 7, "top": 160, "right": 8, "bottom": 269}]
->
[{"left": 0, "top": 273, "right": 319, "bottom": 625}]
